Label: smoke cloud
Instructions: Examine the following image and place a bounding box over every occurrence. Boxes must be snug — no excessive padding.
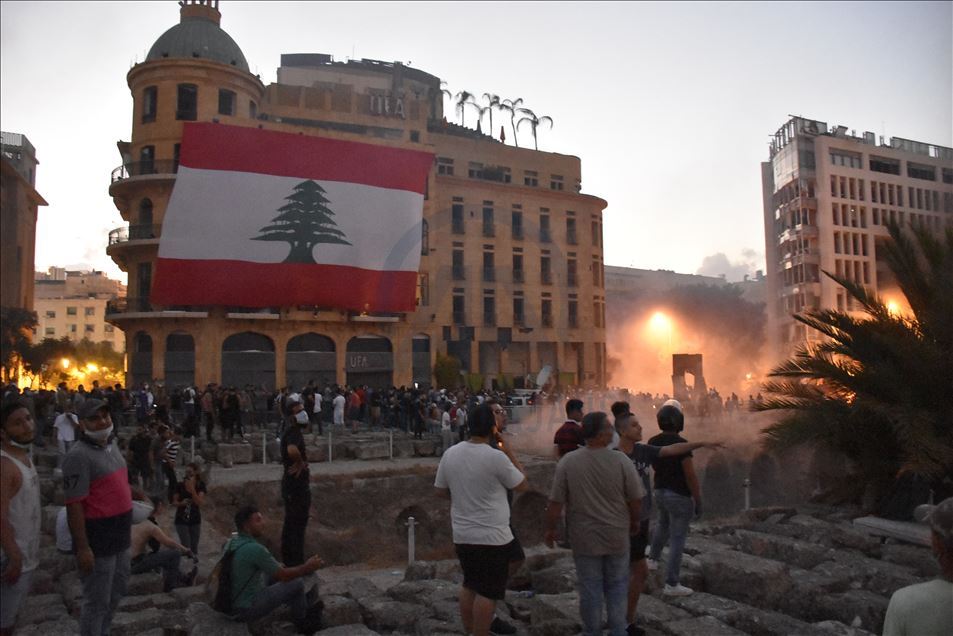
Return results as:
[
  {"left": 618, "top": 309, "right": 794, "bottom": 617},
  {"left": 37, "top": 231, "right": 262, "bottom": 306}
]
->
[{"left": 696, "top": 249, "right": 762, "bottom": 282}]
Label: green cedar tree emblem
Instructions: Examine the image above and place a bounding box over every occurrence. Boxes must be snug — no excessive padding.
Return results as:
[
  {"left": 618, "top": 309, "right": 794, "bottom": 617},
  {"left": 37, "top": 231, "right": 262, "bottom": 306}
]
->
[{"left": 252, "top": 179, "right": 351, "bottom": 264}]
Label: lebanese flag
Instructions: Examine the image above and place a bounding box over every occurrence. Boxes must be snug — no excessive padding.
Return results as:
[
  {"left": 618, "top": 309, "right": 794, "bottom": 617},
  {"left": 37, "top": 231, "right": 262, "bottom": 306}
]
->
[{"left": 151, "top": 123, "right": 433, "bottom": 312}]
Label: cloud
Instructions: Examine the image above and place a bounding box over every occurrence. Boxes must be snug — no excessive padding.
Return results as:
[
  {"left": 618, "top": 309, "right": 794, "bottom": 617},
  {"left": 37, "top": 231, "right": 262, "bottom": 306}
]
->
[{"left": 696, "top": 251, "right": 762, "bottom": 282}]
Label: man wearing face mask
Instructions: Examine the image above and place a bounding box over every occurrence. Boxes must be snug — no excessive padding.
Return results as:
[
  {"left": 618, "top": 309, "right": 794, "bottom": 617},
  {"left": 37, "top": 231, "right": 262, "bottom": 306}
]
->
[
  {"left": 63, "top": 399, "right": 134, "bottom": 636},
  {"left": 1, "top": 401, "right": 41, "bottom": 635},
  {"left": 280, "top": 398, "right": 311, "bottom": 566}
]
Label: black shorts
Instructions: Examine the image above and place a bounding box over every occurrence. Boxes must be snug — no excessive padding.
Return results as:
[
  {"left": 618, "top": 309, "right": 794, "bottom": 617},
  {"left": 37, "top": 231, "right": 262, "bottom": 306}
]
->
[
  {"left": 507, "top": 530, "right": 525, "bottom": 564},
  {"left": 455, "top": 540, "right": 516, "bottom": 600},
  {"left": 630, "top": 520, "right": 650, "bottom": 563}
]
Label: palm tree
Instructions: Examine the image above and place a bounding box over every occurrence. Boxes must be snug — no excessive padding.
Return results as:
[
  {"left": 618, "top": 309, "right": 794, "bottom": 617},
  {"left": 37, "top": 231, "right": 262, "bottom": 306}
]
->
[
  {"left": 516, "top": 108, "right": 554, "bottom": 150},
  {"left": 438, "top": 81, "right": 452, "bottom": 121},
  {"left": 454, "top": 91, "right": 476, "bottom": 127},
  {"left": 482, "top": 93, "right": 500, "bottom": 138},
  {"left": 755, "top": 222, "right": 953, "bottom": 509},
  {"left": 498, "top": 98, "right": 524, "bottom": 148}
]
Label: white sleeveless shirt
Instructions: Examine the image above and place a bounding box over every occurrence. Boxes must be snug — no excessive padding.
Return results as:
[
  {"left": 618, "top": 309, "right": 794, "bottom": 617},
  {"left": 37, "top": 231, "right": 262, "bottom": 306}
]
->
[{"left": 0, "top": 449, "right": 41, "bottom": 571}]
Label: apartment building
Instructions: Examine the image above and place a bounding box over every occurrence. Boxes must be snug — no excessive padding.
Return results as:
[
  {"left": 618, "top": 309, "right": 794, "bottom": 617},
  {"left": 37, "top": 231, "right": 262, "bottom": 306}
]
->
[
  {"left": 33, "top": 268, "right": 126, "bottom": 351},
  {"left": 1, "top": 131, "right": 47, "bottom": 312}
]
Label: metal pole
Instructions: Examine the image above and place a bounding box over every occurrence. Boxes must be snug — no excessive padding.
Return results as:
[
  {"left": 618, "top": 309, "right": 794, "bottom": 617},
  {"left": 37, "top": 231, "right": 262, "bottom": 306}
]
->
[
  {"left": 389, "top": 429, "right": 394, "bottom": 460},
  {"left": 406, "top": 516, "right": 416, "bottom": 564},
  {"left": 328, "top": 427, "right": 333, "bottom": 463},
  {"left": 262, "top": 431, "right": 267, "bottom": 465},
  {"left": 743, "top": 478, "right": 751, "bottom": 511}
]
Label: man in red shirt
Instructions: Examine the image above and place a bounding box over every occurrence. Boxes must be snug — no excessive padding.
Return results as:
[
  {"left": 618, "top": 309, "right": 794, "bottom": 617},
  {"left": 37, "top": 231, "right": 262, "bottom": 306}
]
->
[{"left": 553, "top": 399, "right": 585, "bottom": 458}]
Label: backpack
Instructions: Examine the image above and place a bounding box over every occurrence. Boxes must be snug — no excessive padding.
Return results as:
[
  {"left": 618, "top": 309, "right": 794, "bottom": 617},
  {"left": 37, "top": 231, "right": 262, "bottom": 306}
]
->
[{"left": 208, "top": 543, "right": 254, "bottom": 615}]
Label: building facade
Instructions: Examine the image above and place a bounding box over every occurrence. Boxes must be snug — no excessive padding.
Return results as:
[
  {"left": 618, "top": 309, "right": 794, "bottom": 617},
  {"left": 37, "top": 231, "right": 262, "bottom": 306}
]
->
[
  {"left": 106, "top": 0, "right": 607, "bottom": 390},
  {"left": 34, "top": 268, "right": 126, "bottom": 351},
  {"left": 762, "top": 116, "right": 953, "bottom": 362},
  {"left": 1, "top": 131, "right": 47, "bottom": 312}
]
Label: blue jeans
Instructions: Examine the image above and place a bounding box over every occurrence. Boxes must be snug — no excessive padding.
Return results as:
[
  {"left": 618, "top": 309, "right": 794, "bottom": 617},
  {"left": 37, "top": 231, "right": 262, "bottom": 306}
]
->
[
  {"left": 235, "top": 579, "right": 307, "bottom": 624},
  {"left": 80, "top": 548, "right": 130, "bottom": 636},
  {"left": 572, "top": 551, "right": 629, "bottom": 636},
  {"left": 648, "top": 489, "right": 694, "bottom": 586},
  {"left": 131, "top": 548, "right": 182, "bottom": 592}
]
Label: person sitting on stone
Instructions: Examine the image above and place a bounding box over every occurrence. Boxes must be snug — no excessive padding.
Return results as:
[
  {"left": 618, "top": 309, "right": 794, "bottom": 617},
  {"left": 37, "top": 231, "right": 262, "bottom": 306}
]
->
[
  {"left": 130, "top": 497, "right": 196, "bottom": 592},
  {"left": 883, "top": 496, "right": 953, "bottom": 636},
  {"left": 226, "top": 505, "right": 323, "bottom": 633}
]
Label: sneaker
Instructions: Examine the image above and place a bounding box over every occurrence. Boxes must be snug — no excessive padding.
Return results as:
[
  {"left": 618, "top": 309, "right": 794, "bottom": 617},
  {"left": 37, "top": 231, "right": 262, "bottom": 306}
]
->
[
  {"left": 663, "top": 583, "right": 694, "bottom": 597},
  {"left": 626, "top": 624, "right": 646, "bottom": 636},
  {"left": 490, "top": 616, "right": 518, "bottom": 635},
  {"left": 646, "top": 558, "right": 659, "bottom": 571}
]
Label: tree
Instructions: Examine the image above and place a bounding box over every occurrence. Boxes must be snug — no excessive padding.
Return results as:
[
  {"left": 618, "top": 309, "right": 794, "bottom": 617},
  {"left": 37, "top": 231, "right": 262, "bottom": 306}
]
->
[
  {"left": 755, "top": 223, "right": 953, "bottom": 509},
  {"left": 453, "top": 90, "right": 476, "bottom": 127},
  {"left": 253, "top": 180, "right": 351, "bottom": 264},
  {"left": 499, "top": 98, "right": 524, "bottom": 148},
  {"left": 1, "top": 307, "right": 37, "bottom": 383},
  {"left": 481, "top": 93, "right": 500, "bottom": 137},
  {"left": 516, "top": 108, "right": 553, "bottom": 151},
  {"left": 433, "top": 352, "right": 462, "bottom": 389}
]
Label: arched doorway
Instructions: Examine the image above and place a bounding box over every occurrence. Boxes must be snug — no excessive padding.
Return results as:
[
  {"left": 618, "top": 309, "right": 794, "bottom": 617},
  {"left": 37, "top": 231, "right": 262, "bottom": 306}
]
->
[
  {"left": 221, "top": 332, "right": 275, "bottom": 390},
  {"left": 130, "top": 331, "right": 153, "bottom": 387},
  {"left": 286, "top": 333, "right": 336, "bottom": 390},
  {"left": 165, "top": 332, "right": 195, "bottom": 389},
  {"left": 412, "top": 334, "right": 431, "bottom": 389},
  {"left": 345, "top": 335, "right": 393, "bottom": 388}
]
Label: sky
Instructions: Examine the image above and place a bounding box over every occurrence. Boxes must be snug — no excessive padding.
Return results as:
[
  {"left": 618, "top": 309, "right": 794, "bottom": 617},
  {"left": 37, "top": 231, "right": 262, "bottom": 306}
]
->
[{"left": 2, "top": 1, "right": 951, "bottom": 285}]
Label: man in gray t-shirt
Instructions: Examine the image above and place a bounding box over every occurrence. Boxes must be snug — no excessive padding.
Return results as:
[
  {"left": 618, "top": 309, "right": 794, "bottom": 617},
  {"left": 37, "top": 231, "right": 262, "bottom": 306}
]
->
[{"left": 546, "top": 411, "right": 642, "bottom": 636}]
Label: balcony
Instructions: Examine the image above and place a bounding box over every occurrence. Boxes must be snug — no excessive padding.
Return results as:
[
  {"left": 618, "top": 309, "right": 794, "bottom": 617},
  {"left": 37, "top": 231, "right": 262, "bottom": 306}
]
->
[
  {"left": 108, "top": 224, "right": 161, "bottom": 245},
  {"left": 106, "top": 297, "right": 208, "bottom": 319},
  {"left": 110, "top": 160, "right": 178, "bottom": 183}
]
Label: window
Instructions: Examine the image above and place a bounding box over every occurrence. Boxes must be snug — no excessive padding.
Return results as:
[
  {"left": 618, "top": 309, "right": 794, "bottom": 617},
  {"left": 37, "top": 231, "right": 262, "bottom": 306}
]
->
[
  {"left": 541, "top": 299, "right": 553, "bottom": 327},
  {"left": 45, "top": 310, "right": 55, "bottom": 318},
  {"left": 452, "top": 202, "right": 465, "bottom": 234},
  {"left": 540, "top": 212, "right": 551, "bottom": 242},
  {"left": 483, "top": 296, "right": 496, "bottom": 326},
  {"left": 410, "top": 131, "right": 420, "bottom": 143},
  {"left": 176, "top": 83, "right": 198, "bottom": 120},
  {"left": 139, "top": 145, "right": 155, "bottom": 174},
  {"left": 550, "top": 175, "right": 564, "bottom": 190},
  {"left": 511, "top": 210, "right": 523, "bottom": 240},
  {"left": 566, "top": 217, "right": 577, "bottom": 244},
  {"left": 217, "top": 89, "right": 236, "bottom": 116},
  {"left": 468, "top": 162, "right": 483, "bottom": 179},
  {"left": 943, "top": 168, "right": 953, "bottom": 185},
  {"left": 541, "top": 256, "right": 552, "bottom": 284},
  {"left": 452, "top": 294, "right": 465, "bottom": 325},
  {"left": 482, "top": 205, "right": 494, "bottom": 237},
  {"left": 568, "top": 301, "right": 578, "bottom": 328},
  {"left": 85, "top": 307, "right": 95, "bottom": 316},
  {"left": 104, "top": 324, "right": 115, "bottom": 333},
  {"left": 591, "top": 221, "right": 599, "bottom": 247},
  {"left": 142, "top": 86, "right": 157, "bottom": 123},
  {"left": 67, "top": 306, "right": 77, "bottom": 316},
  {"left": 417, "top": 273, "right": 429, "bottom": 306},
  {"left": 567, "top": 258, "right": 578, "bottom": 287},
  {"left": 85, "top": 324, "right": 95, "bottom": 334},
  {"left": 69, "top": 324, "right": 77, "bottom": 333},
  {"left": 524, "top": 170, "right": 538, "bottom": 187},
  {"left": 437, "top": 157, "right": 455, "bottom": 176},
  {"left": 513, "top": 297, "right": 525, "bottom": 326},
  {"left": 452, "top": 249, "right": 465, "bottom": 280},
  {"left": 512, "top": 253, "right": 524, "bottom": 283},
  {"left": 249, "top": 101, "right": 257, "bottom": 119},
  {"left": 593, "top": 257, "right": 601, "bottom": 287},
  {"left": 869, "top": 155, "right": 900, "bottom": 175},
  {"left": 829, "top": 151, "right": 862, "bottom": 169},
  {"left": 483, "top": 251, "right": 495, "bottom": 282},
  {"left": 45, "top": 327, "right": 55, "bottom": 336},
  {"left": 907, "top": 162, "right": 936, "bottom": 181}
]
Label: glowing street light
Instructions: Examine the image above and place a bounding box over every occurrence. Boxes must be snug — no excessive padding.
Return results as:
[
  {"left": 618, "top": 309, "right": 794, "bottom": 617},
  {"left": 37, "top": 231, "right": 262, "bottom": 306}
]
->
[
  {"left": 61, "top": 358, "right": 70, "bottom": 369},
  {"left": 886, "top": 300, "right": 901, "bottom": 316},
  {"left": 649, "top": 311, "right": 674, "bottom": 359}
]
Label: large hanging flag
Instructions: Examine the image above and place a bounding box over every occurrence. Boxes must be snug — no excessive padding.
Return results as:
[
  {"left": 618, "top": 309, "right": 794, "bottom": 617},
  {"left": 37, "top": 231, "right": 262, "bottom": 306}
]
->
[{"left": 151, "top": 123, "right": 434, "bottom": 312}]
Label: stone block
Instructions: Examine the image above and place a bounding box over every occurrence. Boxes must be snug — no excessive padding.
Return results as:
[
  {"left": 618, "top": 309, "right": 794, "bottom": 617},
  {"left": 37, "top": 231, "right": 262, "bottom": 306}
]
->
[
  {"left": 218, "top": 443, "right": 254, "bottom": 465},
  {"left": 359, "top": 596, "right": 430, "bottom": 632},
  {"left": 415, "top": 616, "right": 467, "bottom": 635},
  {"left": 16, "top": 594, "right": 70, "bottom": 625},
  {"left": 529, "top": 561, "right": 576, "bottom": 594},
  {"left": 412, "top": 440, "right": 436, "bottom": 456},
  {"left": 321, "top": 594, "right": 363, "bottom": 627},
  {"left": 528, "top": 619, "right": 582, "bottom": 636},
  {"left": 172, "top": 584, "right": 209, "bottom": 608},
  {"left": 684, "top": 535, "right": 738, "bottom": 554},
  {"left": 433, "top": 558, "right": 463, "bottom": 583},
  {"left": 632, "top": 593, "right": 693, "bottom": 629},
  {"left": 320, "top": 576, "right": 382, "bottom": 600},
  {"left": 432, "top": 599, "right": 462, "bottom": 622},
  {"left": 15, "top": 618, "right": 80, "bottom": 636},
  {"left": 529, "top": 592, "right": 579, "bottom": 624},
  {"left": 734, "top": 529, "right": 831, "bottom": 569},
  {"left": 313, "top": 626, "right": 380, "bottom": 636},
  {"left": 165, "top": 602, "right": 249, "bottom": 635},
  {"left": 813, "top": 590, "right": 889, "bottom": 634},
  {"left": 880, "top": 543, "right": 939, "bottom": 578},
  {"left": 354, "top": 442, "right": 390, "bottom": 460},
  {"left": 266, "top": 439, "right": 281, "bottom": 462},
  {"left": 666, "top": 615, "right": 748, "bottom": 636},
  {"left": 118, "top": 592, "right": 178, "bottom": 612},
  {"left": 387, "top": 579, "right": 458, "bottom": 605},
  {"left": 697, "top": 549, "right": 793, "bottom": 609},
  {"left": 30, "top": 568, "right": 56, "bottom": 594},
  {"left": 812, "top": 620, "right": 877, "bottom": 635},
  {"left": 403, "top": 560, "right": 436, "bottom": 581},
  {"left": 109, "top": 607, "right": 163, "bottom": 635},
  {"left": 666, "top": 592, "right": 747, "bottom": 623},
  {"left": 393, "top": 440, "right": 416, "bottom": 458},
  {"left": 829, "top": 523, "right": 881, "bottom": 556},
  {"left": 127, "top": 571, "right": 165, "bottom": 596},
  {"left": 38, "top": 545, "right": 74, "bottom": 578},
  {"left": 827, "top": 550, "right": 920, "bottom": 597}
]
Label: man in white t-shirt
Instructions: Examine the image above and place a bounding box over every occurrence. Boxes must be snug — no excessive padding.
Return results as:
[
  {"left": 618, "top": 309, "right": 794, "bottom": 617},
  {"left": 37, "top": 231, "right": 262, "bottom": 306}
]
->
[
  {"left": 53, "top": 408, "right": 78, "bottom": 471},
  {"left": 332, "top": 390, "right": 346, "bottom": 428},
  {"left": 435, "top": 404, "right": 528, "bottom": 636}
]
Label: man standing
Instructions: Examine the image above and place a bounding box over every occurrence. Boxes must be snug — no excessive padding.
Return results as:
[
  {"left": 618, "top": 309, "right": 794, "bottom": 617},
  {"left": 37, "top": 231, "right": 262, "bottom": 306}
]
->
[
  {"left": 435, "top": 404, "right": 528, "bottom": 636},
  {"left": 1, "top": 402, "right": 41, "bottom": 635},
  {"left": 281, "top": 399, "right": 311, "bottom": 566},
  {"left": 226, "top": 506, "right": 323, "bottom": 632},
  {"left": 63, "top": 399, "right": 134, "bottom": 636},
  {"left": 553, "top": 399, "right": 585, "bottom": 458},
  {"left": 612, "top": 402, "right": 723, "bottom": 635},
  {"left": 53, "top": 405, "right": 78, "bottom": 472},
  {"left": 545, "top": 412, "right": 643, "bottom": 636},
  {"left": 883, "top": 497, "right": 953, "bottom": 636},
  {"left": 332, "top": 389, "right": 346, "bottom": 430}
]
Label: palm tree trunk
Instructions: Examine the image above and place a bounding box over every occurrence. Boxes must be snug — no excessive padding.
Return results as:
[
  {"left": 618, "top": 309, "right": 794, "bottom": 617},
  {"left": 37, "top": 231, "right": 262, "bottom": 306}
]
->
[{"left": 510, "top": 115, "right": 519, "bottom": 148}]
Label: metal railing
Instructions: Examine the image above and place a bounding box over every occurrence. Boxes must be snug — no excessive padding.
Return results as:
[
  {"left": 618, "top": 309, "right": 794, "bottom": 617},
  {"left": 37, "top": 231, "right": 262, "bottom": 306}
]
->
[
  {"left": 111, "top": 160, "right": 179, "bottom": 183},
  {"left": 108, "top": 224, "right": 161, "bottom": 245},
  {"left": 106, "top": 297, "right": 153, "bottom": 314}
]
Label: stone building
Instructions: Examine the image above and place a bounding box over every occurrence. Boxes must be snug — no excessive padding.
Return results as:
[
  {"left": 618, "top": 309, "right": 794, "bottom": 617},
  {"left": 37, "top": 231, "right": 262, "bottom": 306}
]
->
[
  {"left": 761, "top": 116, "right": 953, "bottom": 362},
  {"left": 34, "top": 268, "right": 126, "bottom": 351},
  {"left": 1, "top": 131, "right": 47, "bottom": 312},
  {"left": 106, "top": 0, "right": 607, "bottom": 390}
]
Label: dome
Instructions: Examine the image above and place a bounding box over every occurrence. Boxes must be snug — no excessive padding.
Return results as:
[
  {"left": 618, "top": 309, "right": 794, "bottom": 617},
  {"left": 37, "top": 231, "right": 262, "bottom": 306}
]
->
[{"left": 146, "top": 6, "right": 249, "bottom": 72}]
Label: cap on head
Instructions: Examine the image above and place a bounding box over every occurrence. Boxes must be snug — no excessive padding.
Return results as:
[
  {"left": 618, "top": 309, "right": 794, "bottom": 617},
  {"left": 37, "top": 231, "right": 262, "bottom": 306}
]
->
[
  {"left": 78, "top": 399, "right": 109, "bottom": 420},
  {"left": 915, "top": 497, "right": 953, "bottom": 543},
  {"left": 657, "top": 403, "right": 684, "bottom": 432}
]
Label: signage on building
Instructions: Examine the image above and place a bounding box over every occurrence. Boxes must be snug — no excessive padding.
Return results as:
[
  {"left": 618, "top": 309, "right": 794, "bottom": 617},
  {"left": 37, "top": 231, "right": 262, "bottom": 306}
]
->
[
  {"left": 369, "top": 94, "right": 405, "bottom": 119},
  {"left": 346, "top": 352, "right": 393, "bottom": 372}
]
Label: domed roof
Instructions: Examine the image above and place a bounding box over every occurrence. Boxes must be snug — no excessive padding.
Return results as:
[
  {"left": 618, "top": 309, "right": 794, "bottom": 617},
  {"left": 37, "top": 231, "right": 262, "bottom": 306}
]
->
[{"left": 146, "top": 13, "right": 249, "bottom": 72}]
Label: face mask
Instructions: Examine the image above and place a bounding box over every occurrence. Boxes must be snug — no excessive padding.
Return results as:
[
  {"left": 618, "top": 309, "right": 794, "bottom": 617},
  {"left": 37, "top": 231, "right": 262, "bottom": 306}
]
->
[
  {"left": 9, "top": 438, "right": 32, "bottom": 450},
  {"left": 85, "top": 424, "right": 113, "bottom": 442},
  {"left": 295, "top": 410, "right": 309, "bottom": 425}
]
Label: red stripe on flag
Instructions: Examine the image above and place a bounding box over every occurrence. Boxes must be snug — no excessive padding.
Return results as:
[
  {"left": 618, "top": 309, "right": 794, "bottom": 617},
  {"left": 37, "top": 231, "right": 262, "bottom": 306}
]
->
[
  {"left": 179, "top": 123, "right": 433, "bottom": 194},
  {"left": 151, "top": 259, "right": 419, "bottom": 313}
]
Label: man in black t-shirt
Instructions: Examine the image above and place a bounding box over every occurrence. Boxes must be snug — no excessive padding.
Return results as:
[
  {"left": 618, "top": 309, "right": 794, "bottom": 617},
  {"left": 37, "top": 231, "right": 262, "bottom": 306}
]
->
[{"left": 280, "top": 399, "right": 311, "bottom": 566}]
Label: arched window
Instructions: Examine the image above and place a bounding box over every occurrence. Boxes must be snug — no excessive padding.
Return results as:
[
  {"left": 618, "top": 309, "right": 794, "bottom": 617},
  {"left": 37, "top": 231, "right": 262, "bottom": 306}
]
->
[
  {"left": 138, "top": 198, "right": 153, "bottom": 234},
  {"left": 177, "top": 84, "right": 198, "bottom": 121},
  {"left": 142, "top": 86, "right": 157, "bottom": 123}
]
